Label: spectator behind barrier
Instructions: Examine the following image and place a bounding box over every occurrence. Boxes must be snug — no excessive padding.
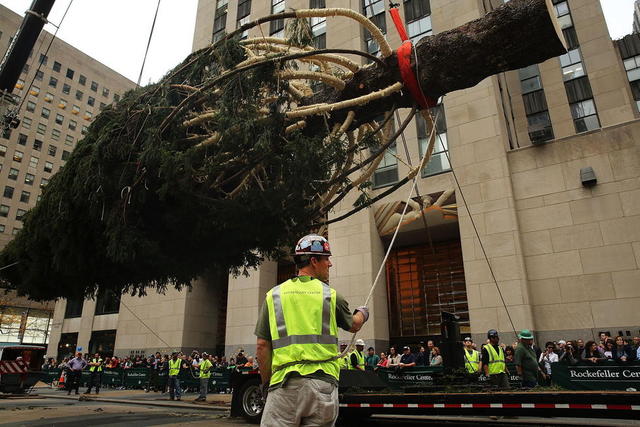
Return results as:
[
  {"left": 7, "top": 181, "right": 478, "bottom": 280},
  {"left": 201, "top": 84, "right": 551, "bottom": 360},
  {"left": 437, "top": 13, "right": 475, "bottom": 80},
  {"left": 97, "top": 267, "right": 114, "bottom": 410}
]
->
[
  {"left": 377, "top": 352, "right": 388, "bottom": 368},
  {"left": 581, "top": 340, "right": 606, "bottom": 364},
  {"left": 430, "top": 347, "right": 443, "bottom": 366},
  {"left": 559, "top": 341, "right": 579, "bottom": 365},
  {"left": 365, "top": 347, "right": 380, "bottom": 370},
  {"left": 388, "top": 347, "right": 401, "bottom": 368},
  {"left": 505, "top": 346, "right": 515, "bottom": 363},
  {"left": 612, "top": 336, "right": 635, "bottom": 364}
]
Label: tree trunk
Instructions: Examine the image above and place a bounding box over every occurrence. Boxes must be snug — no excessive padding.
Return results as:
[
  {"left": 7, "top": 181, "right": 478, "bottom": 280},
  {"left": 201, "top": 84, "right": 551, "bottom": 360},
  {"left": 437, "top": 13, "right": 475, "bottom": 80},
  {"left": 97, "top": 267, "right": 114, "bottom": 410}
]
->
[{"left": 303, "top": 0, "right": 566, "bottom": 131}]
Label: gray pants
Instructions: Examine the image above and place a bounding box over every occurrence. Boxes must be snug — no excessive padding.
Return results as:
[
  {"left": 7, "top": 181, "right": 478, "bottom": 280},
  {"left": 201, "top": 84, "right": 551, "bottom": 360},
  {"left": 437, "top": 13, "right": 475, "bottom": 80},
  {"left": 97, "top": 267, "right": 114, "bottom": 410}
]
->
[
  {"left": 198, "top": 377, "right": 208, "bottom": 399},
  {"left": 168, "top": 376, "right": 181, "bottom": 399},
  {"left": 261, "top": 376, "right": 338, "bottom": 427}
]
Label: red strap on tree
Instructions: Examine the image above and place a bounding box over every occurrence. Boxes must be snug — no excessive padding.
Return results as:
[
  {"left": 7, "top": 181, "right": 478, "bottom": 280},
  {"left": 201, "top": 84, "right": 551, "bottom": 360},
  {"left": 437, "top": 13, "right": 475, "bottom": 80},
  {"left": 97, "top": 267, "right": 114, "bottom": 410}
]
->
[{"left": 389, "top": 7, "right": 437, "bottom": 109}]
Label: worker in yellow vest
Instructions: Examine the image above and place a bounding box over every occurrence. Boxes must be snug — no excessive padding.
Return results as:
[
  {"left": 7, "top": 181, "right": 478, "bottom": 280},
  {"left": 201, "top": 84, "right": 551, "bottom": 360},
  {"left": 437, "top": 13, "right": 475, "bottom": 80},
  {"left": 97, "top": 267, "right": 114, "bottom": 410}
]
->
[
  {"left": 255, "top": 234, "right": 369, "bottom": 426},
  {"left": 339, "top": 343, "right": 350, "bottom": 370},
  {"left": 85, "top": 352, "right": 103, "bottom": 395},
  {"left": 168, "top": 352, "right": 184, "bottom": 401},
  {"left": 463, "top": 337, "right": 481, "bottom": 375},
  {"left": 349, "top": 339, "right": 366, "bottom": 370},
  {"left": 481, "top": 329, "right": 510, "bottom": 388},
  {"left": 195, "top": 352, "right": 213, "bottom": 402}
]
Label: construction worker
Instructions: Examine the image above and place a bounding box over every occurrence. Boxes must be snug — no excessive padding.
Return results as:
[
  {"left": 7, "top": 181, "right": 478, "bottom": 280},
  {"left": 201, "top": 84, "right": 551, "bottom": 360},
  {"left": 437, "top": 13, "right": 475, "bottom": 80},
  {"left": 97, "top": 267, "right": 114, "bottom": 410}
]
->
[
  {"left": 85, "top": 352, "right": 103, "bottom": 394},
  {"left": 482, "top": 329, "right": 510, "bottom": 388},
  {"left": 255, "top": 234, "right": 369, "bottom": 426},
  {"left": 349, "top": 339, "right": 366, "bottom": 371},
  {"left": 339, "top": 343, "right": 350, "bottom": 370},
  {"left": 168, "top": 352, "right": 184, "bottom": 401},
  {"left": 195, "top": 352, "right": 213, "bottom": 401},
  {"left": 463, "top": 337, "right": 481, "bottom": 375}
]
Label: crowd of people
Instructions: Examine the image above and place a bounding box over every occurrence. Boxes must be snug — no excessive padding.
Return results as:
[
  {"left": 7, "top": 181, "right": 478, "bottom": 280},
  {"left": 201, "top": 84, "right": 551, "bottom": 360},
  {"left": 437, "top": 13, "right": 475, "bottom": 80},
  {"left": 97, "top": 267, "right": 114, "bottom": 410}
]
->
[{"left": 43, "top": 348, "right": 259, "bottom": 401}]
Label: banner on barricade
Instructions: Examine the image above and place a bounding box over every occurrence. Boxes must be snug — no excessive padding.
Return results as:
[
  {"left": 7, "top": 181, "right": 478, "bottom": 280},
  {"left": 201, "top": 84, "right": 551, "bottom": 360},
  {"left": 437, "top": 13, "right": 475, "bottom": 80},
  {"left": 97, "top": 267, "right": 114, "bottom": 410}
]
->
[
  {"left": 123, "top": 369, "right": 148, "bottom": 387},
  {"left": 552, "top": 363, "right": 640, "bottom": 391},
  {"left": 376, "top": 367, "right": 443, "bottom": 388},
  {"left": 102, "top": 370, "right": 123, "bottom": 386}
]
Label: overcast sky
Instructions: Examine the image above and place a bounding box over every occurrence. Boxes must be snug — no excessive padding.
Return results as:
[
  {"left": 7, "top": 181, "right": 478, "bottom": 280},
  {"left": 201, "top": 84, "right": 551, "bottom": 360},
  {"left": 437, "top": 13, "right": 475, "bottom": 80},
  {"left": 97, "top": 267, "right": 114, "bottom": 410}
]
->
[{"left": 0, "top": 0, "right": 635, "bottom": 85}]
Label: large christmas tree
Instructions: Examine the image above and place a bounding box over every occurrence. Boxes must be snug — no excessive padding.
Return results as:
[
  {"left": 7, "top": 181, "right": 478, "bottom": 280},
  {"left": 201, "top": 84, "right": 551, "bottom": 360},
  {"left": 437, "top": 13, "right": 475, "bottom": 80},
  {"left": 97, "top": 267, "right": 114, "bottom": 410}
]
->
[{"left": 0, "top": 0, "right": 565, "bottom": 300}]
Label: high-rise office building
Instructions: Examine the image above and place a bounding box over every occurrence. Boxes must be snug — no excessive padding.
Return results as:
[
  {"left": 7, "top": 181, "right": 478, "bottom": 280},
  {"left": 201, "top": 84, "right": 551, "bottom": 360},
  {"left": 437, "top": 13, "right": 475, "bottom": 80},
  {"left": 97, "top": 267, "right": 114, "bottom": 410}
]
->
[
  {"left": 46, "top": 0, "right": 640, "bottom": 360},
  {"left": 0, "top": 4, "right": 135, "bottom": 348}
]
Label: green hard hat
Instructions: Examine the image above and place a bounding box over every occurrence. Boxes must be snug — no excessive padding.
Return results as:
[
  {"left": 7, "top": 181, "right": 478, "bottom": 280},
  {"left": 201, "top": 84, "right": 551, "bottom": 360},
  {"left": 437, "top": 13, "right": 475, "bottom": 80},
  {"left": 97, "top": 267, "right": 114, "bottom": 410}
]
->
[{"left": 518, "top": 329, "right": 534, "bottom": 339}]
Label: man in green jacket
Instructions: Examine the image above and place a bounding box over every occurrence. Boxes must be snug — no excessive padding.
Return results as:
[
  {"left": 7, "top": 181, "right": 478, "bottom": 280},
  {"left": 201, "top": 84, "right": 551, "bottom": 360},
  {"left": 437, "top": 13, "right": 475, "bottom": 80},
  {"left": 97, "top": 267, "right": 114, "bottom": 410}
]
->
[{"left": 514, "top": 329, "right": 545, "bottom": 388}]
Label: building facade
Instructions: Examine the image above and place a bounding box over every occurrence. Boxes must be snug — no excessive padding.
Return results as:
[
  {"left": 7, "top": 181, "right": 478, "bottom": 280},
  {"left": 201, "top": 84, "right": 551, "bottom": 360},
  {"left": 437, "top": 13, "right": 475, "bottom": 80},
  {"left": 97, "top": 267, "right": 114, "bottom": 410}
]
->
[
  {"left": 43, "top": 0, "right": 640, "bottom": 360},
  {"left": 0, "top": 4, "right": 134, "bottom": 349}
]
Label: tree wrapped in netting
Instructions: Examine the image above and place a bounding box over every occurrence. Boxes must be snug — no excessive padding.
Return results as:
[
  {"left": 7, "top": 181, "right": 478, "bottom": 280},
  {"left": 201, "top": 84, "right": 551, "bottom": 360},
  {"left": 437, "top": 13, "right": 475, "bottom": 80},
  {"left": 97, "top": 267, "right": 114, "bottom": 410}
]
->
[{"left": 0, "top": 0, "right": 566, "bottom": 300}]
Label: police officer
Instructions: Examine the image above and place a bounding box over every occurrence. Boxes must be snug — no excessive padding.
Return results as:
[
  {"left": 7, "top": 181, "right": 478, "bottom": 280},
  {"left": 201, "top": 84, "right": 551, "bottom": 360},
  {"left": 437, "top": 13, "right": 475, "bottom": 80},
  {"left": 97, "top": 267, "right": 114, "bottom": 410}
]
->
[
  {"left": 168, "top": 352, "right": 184, "bottom": 401},
  {"left": 482, "top": 329, "right": 509, "bottom": 388},
  {"left": 463, "top": 337, "right": 481, "bottom": 376},
  {"left": 255, "top": 234, "right": 369, "bottom": 426},
  {"left": 349, "top": 339, "right": 366, "bottom": 371},
  {"left": 195, "top": 352, "right": 213, "bottom": 401},
  {"left": 85, "top": 352, "right": 103, "bottom": 394}
]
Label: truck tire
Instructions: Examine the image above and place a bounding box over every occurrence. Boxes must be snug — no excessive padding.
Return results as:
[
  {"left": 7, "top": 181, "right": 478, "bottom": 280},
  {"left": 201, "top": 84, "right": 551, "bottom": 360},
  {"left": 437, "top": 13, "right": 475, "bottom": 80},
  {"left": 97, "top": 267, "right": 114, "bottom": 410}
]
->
[{"left": 236, "top": 376, "right": 263, "bottom": 424}]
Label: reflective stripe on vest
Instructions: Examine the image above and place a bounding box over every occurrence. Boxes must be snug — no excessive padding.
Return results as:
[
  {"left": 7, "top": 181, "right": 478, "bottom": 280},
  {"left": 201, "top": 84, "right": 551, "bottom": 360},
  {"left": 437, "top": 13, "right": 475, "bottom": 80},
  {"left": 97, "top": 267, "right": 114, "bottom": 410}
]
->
[
  {"left": 486, "top": 345, "right": 506, "bottom": 375},
  {"left": 348, "top": 350, "right": 365, "bottom": 370},
  {"left": 464, "top": 349, "right": 479, "bottom": 373},
  {"left": 266, "top": 276, "right": 339, "bottom": 386},
  {"left": 169, "top": 358, "right": 181, "bottom": 376},
  {"left": 89, "top": 358, "right": 103, "bottom": 372}
]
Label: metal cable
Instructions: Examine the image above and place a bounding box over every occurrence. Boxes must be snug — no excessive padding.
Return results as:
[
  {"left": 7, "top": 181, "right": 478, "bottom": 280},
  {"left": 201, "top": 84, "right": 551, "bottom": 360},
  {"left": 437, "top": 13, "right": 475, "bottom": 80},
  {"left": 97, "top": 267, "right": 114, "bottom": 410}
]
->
[{"left": 136, "top": 0, "right": 162, "bottom": 87}]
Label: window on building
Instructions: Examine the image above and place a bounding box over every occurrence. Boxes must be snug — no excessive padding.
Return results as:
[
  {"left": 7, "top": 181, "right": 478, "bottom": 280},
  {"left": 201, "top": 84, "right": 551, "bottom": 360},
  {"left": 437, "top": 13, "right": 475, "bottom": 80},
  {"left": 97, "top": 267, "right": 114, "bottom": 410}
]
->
[
  {"left": 12, "top": 227, "right": 21, "bottom": 236},
  {"left": 236, "top": 0, "right": 252, "bottom": 40},
  {"left": 404, "top": 0, "right": 431, "bottom": 42},
  {"left": 37, "top": 123, "right": 46, "bottom": 135},
  {"left": 20, "top": 191, "right": 30, "bottom": 203},
  {"left": 87, "top": 96, "right": 95, "bottom": 107},
  {"left": 26, "top": 101, "right": 36, "bottom": 113},
  {"left": 0, "top": 205, "right": 9, "bottom": 217},
  {"left": 24, "top": 173, "right": 34, "bottom": 185},
  {"left": 22, "top": 63, "right": 29, "bottom": 74},
  {"left": 35, "top": 70, "right": 43, "bottom": 81},
  {"left": 59, "top": 98, "right": 67, "bottom": 108},
  {"left": 0, "top": 225, "right": 4, "bottom": 233},
  {"left": 13, "top": 150, "right": 23, "bottom": 162},
  {"left": 570, "top": 99, "right": 600, "bottom": 133},
  {"left": 270, "top": 0, "right": 286, "bottom": 38},
  {"left": 554, "top": 0, "right": 572, "bottom": 29},
  {"left": 1, "top": 128, "right": 10, "bottom": 140},
  {"left": 16, "top": 209, "right": 26, "bottom": 221},
  {"left": 44, "top": 92, "right": 54, "bottom": 102},
  {"left": 363, "top": 0, "right": 386, "bottom": 59},
  {"left": 65, "top": 135, "right": 74, "bottom": 146},
  {"left": 66, "top": 68, "right": 74, "bottom": 79},
  {"left": 30, "top": 85, "right": 39, "bottom": 96},
  {"left": 53, "top": 61, "right": 61, "bottom": 72},
  {"left": 99, "top": 102, "right": 106, "bottom": 110},
  {"left": 310, "top": 0, "right": 326, "bottom": 49},
  {"left": 39, "top": 54, "right": 48, "bottom": 65},
  {"left": 88, "top": 330, "right": 117, "bottom": 357},
  {"left": 79, "top": 75, "right": 86, "bottom": 85},
  {"left": 0, "top": 145, "right": 6, "bottom": 157},
  {"left": 3, "top": 186, "right": 14, "bottom": 199},
  {"left": 75, "top": 90, "right": 83, "bottom": 101},
  {"left": 94, "top": 288, "right": 121, "bottom": 315},
  {"left": 22, "top": 117, "right": 32, "bottom": 129},
  {"left": 71, "top": 105, "right": 80, "bottom": 115},
  {"left": 44, "top": 161, "right": 53, "bottom": 173},
  {"left": 84, "top": 111, "right": 93, "bottom": 121},
  {"left": 62, "top": 150, "right": 71, "bottom": 161},
  {"left": 68, "top": 120, "right": 77, "bottom": 131},
  {"left": 623, "top": 54, "right": 640, "bottom": 112},
  {"left": 81, "top": 126, "right": 88, "bottom": 135},
  {"left": 559, "top": 48, "right": 584, "bottom": 81},
  {"left": 113, "top": 93, "right": 120, "bottom": 102},
  {"left": 418, "top": 104, "right": 450, "bottom": 176},
  {"left": 8, "top": 168, "right": 19, "bottom": 180},
  {"left": 40, "top": 177, "right": 49, "bottom": 188},
  {"left": 55, "top": 113, "right": 64, "bottom": 125},
  {"left": 49, "top": 76, "right": 57, "bottom": 88},
  {"left": 62, "top": 83, "right": 71, "bottom": 95},
  {"left": 41, "top": 107, "right": 50, "bottom": 119},
  {"left": 15, "top": 78, "right": 25, "bottom": 90},
  {"left": 90, "top": 81, "right": 98, "bottom": 92},
  {"left": 64, "top": 298, "right": 84, "bottom": 318},
  {"left": 51, "top": 129, "right": 60, "bottom": 141},
  {"left": 18, "top": 133, "right": 28, "bottom": 146},
  {"left": 29, "top": 156, "right": 38, "bottom": 169},
  {"left": 102, "top": 87, "right": 110, "bottom": 97},
  {"left": 48, "top": 145, "right": 57, "bottom": 156}
]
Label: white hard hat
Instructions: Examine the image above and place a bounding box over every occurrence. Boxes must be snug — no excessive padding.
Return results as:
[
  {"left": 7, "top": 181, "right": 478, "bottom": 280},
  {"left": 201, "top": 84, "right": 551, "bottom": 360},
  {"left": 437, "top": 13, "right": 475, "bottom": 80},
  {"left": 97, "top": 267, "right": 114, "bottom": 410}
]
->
[{"left": 355, "top": 339, "right": 365, "bottom": 346}]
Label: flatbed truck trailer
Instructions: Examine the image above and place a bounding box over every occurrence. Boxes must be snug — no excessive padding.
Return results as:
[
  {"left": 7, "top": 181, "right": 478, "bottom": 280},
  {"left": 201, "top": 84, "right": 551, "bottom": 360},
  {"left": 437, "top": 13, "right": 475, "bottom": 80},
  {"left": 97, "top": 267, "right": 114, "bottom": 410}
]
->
[{"left": 230, "top": 369, "right": 640, "bottom": 423}]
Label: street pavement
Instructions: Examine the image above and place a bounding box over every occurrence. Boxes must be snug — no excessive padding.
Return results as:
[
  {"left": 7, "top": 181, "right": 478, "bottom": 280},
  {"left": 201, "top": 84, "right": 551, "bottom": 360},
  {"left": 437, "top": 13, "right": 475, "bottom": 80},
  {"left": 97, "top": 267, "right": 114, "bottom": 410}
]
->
[{"left": 0, "top": 387, "right": 248, "bottom": 426}]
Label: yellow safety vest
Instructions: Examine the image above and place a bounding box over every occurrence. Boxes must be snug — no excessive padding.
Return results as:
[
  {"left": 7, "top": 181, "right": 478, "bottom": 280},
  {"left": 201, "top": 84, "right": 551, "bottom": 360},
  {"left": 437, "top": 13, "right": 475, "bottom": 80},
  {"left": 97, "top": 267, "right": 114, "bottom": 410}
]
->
[
  {"left": 486, "top": 345, "right": 506, "bottom": 375},
  {"left": 266, "top": 276, "right": 339, "bottom": 387},
  {"left": 199, "top": 359, "right": 213, "bottom": 379},
  {"left": 169, "top": 358, "right": 181, "bottom": 376},
  {"left": 89, "top": 358, "right": 103, "bottom": 372},
  {"left": 340, "top": 354, "right": 350, "bottom": 370},
  {"left": 464, "top": 349, "right": 480, "bottom": 373},
  {"left": 348, "top": 350, "right": 365, "bottom": 370}
]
